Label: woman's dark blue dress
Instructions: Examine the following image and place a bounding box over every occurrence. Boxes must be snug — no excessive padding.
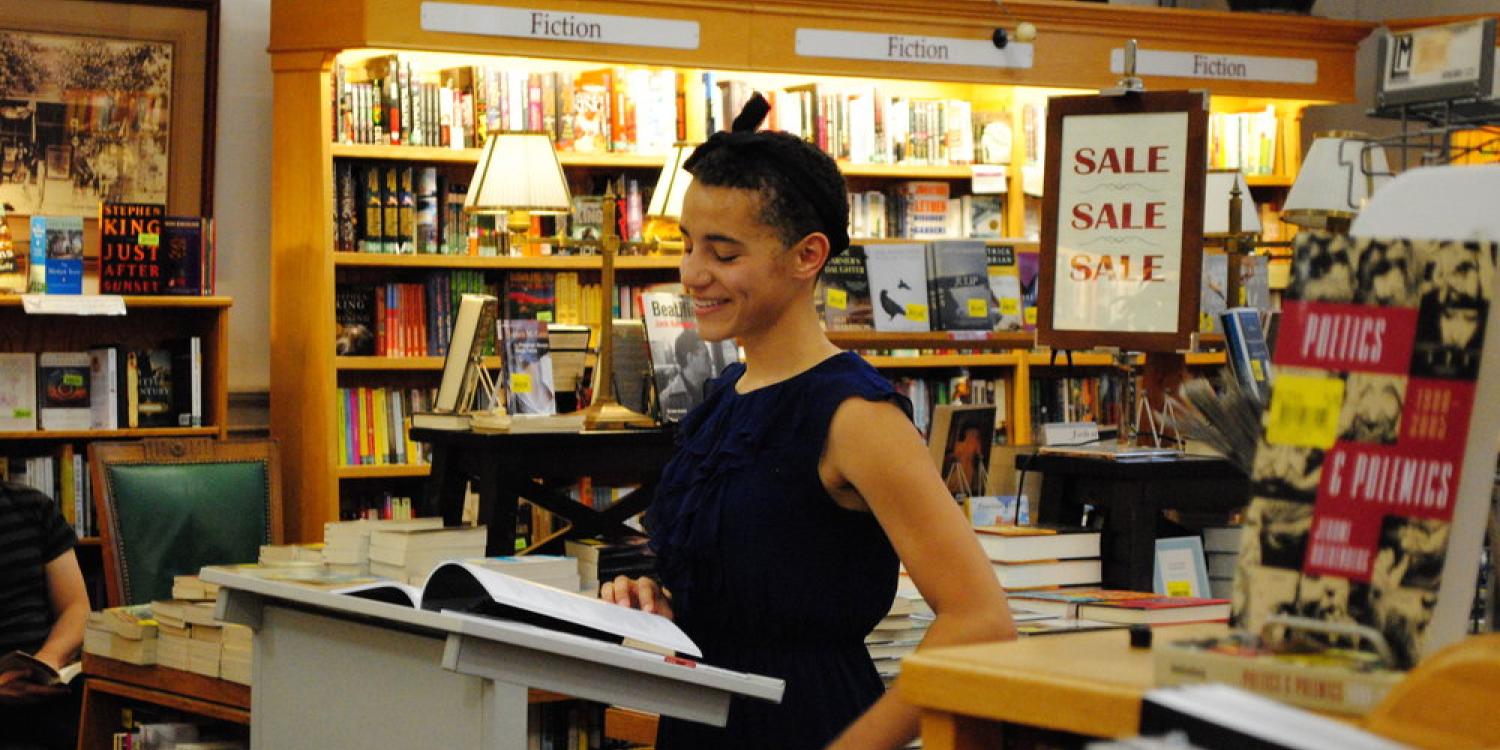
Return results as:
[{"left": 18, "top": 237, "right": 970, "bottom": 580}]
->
[{"left": 647, "top": 352, "right": 910, "bottom": 749}]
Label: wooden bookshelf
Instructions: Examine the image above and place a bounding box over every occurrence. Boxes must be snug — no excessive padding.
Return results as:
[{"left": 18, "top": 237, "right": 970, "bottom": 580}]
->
[
  {"left": 0, "top": 427, "right": 222, "bottom": 441},
  {"left": 271, "top": 0, "right": 1368, "bottom": 541},
  {"left": 335, "top": 356, "right": 503, "bottom": 371},
  {"left": 862, "top": 353, "right": 1022, "bottom": 369},
  {"left": 337, "top": 464, "right": 432, "bottom": 479}
]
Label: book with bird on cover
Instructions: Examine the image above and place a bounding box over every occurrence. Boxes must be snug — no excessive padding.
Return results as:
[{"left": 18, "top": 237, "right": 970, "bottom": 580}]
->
[{"left": 865, "top": 243, "right": 930, "bottom": 333}]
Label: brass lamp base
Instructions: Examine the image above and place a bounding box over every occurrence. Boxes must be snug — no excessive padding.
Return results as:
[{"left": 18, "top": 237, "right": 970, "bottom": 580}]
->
[{"left": 582, "top": 399, "right": 656, "bottom": 431}]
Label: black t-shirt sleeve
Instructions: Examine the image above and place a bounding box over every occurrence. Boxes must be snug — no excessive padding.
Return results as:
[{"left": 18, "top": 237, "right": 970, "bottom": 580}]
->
[{"left": 36, "top": 492, "right": 77, "bottom": 564}]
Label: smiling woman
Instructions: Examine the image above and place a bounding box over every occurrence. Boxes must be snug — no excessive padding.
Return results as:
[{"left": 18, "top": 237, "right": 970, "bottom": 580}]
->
[{"left": 601, "top": 94, "right": 1017, "bottom": 750}]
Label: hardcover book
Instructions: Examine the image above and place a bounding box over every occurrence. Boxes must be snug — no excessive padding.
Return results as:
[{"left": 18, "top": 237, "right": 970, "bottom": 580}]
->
[
  {"left": 864, "top": 243, "right": 930, "bottom": 333},
  {"left": 1232, "top": 232, "right": 1500, "bottom": 669},
  {"left": 87, "top": 348, "right": 120, "bottom": 430},
  {"left": 168, "top": 337, "right": 203, "bottom": 427},
  {"left": 1199, "top": 251, "right": 1229, "bottom": 333},
  {"left": 40, "top": 216, "right": 85, "bottom": 295},
  {"left": 38, "top": 352, "right": 91, "bottom": 430},
  {"left": 133, "top": 349, "right": 176, "bottom": 428},
  {"left": 926, "top": 240, "right": 992, "bottom": 331},
  {"left": 99, "top": 203, "right": 166, "bottom": 294},
  {"left": 1017, "top": 250, "right": 1040, "bottom": 332},
  {"left": 161, "top": 217, "right": 208, "bottom": 295},
  {"left": 0, "top": 353, "right": 36, "bottom": 431},
  {"left": 640, "top": 291, "right": 737, "bottom": 423},
  {"left": 500, "top": 319, "right": 556, "bottom": 415},
  {"left": 927, "top": 403, "right": 996, "bottom": 497},
  {"left": 335, "top": 284, "right": 376, "bottom": 355},
  {"left": 987, "top": 245, "right": 1024, "bottom": 332},
  {"left": 821, "top": 245, "right": 874, "bottom": 331}
]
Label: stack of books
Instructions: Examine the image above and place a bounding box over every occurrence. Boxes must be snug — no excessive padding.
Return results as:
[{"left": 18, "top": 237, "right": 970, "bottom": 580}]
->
[
  {"left": 83, "top": 605, "right": 158, "bottom": 666},
  {"left": 151, "top": 599, "right": 220, "bottom": 673},
  {"left": 467, "top": 555, "right": 581, "bottom": 593},
  {"left": 1008, "top": 589, "right": 1230, "bottom": 625},
  {"left": 171, "top": 575, "right": 221, "bottom": 602},
  {"left": 866, "top": 593, "right": 930, "bottom": 687},
  {"left": 368, "top": 524, "right": 488, "bottom": 584},
  {"left": 565, "top": 536, "right": 655, "bottom": 596},
  {"left": 1202, "top": 526, "right": 1241, "bottom": 600},
  {"left": 322, "top": 517, "right": 444, "bottom": 575},
  {"left": 977, "top": 525, "right": 1103, "bottom": 591},
  {"left": 219, "top": 624, "right": 252, "bottom": 686}
]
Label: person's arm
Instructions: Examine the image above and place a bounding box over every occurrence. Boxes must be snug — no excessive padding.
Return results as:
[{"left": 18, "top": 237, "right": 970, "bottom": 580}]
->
[
  {"left": 33, "top": 548, "right": 88, "bottom": 671},
  {"left": 0, "top": 549, "right": 88, "bottom": 702},
  {"left": 822, "top": 398, "right": 1017, "bottom": 750}
]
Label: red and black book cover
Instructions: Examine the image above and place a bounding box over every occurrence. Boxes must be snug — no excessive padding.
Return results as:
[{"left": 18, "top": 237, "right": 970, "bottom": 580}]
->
[
  {"left": 99, "top": 202, "right": 166, "bottom": 294},
  {"left": 1232, "top": 232, "right": 1498, "bottom": 668}
]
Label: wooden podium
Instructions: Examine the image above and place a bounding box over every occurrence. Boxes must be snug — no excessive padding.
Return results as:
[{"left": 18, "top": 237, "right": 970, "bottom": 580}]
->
[{"left": 200, "top": 566, "right": 782, "bottom": 750}]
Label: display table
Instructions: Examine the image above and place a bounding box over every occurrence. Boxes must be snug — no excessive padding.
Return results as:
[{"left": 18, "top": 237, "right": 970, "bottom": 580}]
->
[
  {"left": 77, "top": 654, "right": 251, "bottom": 750},
  {"left": 199, "top": 565, "right": 782, "bottom": 750},
  {"left": 411, "top": 426, "right": 676, "bottom": 555},
  {"left": 898, "top": 623, "right": 1226, "bottom": 748},
  {"left": 1017, "top": 453, "right": 1249, "bottom": 589}
]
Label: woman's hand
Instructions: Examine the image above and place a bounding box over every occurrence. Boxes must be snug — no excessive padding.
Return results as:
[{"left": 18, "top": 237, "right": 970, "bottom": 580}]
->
[
  {"left": 599, "top": 575, "right": 674, "bottom": 620},
  {"left": 0, "top": 669, "right": 66, "bottom": 704}
]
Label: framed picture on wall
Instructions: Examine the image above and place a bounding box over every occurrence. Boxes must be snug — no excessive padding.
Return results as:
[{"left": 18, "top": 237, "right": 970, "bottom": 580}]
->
[
  {"left": 0, "top": 0, "right": 219, "bottom": 217},
  {"left": 1037, "top": 90, "right": 1207, "bottom": 353}
]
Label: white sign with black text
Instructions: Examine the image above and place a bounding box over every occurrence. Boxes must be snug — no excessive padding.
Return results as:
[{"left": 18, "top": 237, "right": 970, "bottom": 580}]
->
[
  {"left": 420, "top": 1, "right": 701, "bottom": 50},
  {"left": 1111, "top": 48, "right": 1317, "bottom": 85},
  {"left": 796, "top": 28, "right": 1033, "bottom": 69}
]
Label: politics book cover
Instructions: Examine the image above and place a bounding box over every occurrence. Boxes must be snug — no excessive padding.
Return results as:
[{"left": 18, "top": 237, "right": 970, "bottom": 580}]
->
[
  {"left": 926, "top": 240, "right": 992, "bottom": 331},
  {"left": 821, "top": 245, "right": 873, "bottom": 331},
  {"left": 864, "top": 243, "right": 930, "bottom": 333},
  {"left": 1231, "top": 232, "right": 1500, "bottom": 669},
  {"left": 500, "top": 319, "right": 556, "bottom": 416},
  {"left": 640, "top": 292, "right": 737, "bottom": 423},
  {"left": 99, "top": 203, "right": 166, "bottom": 294}
]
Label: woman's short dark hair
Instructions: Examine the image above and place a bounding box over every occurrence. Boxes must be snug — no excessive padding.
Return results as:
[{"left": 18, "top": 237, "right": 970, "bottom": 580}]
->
[{"left": 683, "top": 130, "right": 850, "bottom": 257}]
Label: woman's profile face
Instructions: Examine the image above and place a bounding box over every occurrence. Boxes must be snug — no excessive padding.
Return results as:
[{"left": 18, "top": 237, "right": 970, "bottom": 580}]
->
[{"left": 678, "top": 182, "right": 805, "bottom": 344}]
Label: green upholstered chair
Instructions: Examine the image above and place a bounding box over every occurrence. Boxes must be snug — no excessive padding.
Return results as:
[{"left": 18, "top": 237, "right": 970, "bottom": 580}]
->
[{"left": 90, "top": 439, "right": 283, "bottom": 606}]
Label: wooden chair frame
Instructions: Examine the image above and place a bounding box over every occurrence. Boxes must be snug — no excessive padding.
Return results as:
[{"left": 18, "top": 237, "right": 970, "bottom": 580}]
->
[{"left": 89, "top": 438, "right": 284, "bottom": 607}]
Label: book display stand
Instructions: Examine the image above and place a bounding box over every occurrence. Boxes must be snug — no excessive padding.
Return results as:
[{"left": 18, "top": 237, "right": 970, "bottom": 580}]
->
[{"left": 199, "top": 566, "right": 783, "bottom": 750}]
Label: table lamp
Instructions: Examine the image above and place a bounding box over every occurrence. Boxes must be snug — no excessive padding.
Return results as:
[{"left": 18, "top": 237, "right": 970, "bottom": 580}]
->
[
  {"left": 1205, "top": 169, "right": 1261, "bottom": 309},
  {"left": 464, "top": 131, "right": 572, "bottom": 256},
  {"left": 1282, "top": 131, "right": 1392, "bottom": 234},
  {"left": 643, "top": 142, "right": 696, "bottom": 253},
  {"left": 583, "top": 185, "right": 657, "bottom": 430}
]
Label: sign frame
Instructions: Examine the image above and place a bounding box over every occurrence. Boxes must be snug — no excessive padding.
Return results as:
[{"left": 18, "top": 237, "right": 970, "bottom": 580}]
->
[
  {"left": 1037, "top": 90, "right": 1207, "bottom": 353},
  {"left": 1376, "top": 18, "right": 1495, "bottom": 109}
]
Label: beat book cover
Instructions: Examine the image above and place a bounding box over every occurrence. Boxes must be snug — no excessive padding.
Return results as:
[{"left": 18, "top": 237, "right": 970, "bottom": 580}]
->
[
  {"left": 639, "top": 292, "right": 737, "bottom": 423},
  {"left": 1232, "top": 232, "right": 1499, "bottom": 669}
]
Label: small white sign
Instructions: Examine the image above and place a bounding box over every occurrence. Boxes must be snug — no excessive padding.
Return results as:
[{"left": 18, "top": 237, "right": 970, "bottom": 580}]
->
[
  {"left": 796, "top": 28, "right": 1033, "bottom": 69},
  {"left": 970, "top": 164, "right": 1008, "bottom": 195},
  {"left": 1111, "top": 48, "right": 1317, "bottom": 85},
  {"left": 1381, "top": 20, "right": 1490, "bottom": 96},
  {"left": 21, "top": 294, "right": 127, "bottom": 316},
  {"left": 421, "top": 1, "right": 700, "bottom": 50}
]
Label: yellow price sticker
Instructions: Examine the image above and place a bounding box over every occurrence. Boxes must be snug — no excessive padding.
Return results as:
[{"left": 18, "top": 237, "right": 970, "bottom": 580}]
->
[
  {"left": 1265, "top": 374, "right": 1344, "bottom": 449},
  {"left": 826, "top": 288, "right": 848, "bottom": 310},
  {"left": 905, "top": 303, "right": 929, "bottom": 323},
  {"left": 138, "top": 233, "right": 159, "bottom": 246},
  {"left": 1250, "top": 359, "right": 1265, "bottom": 381},
  {"left": 967, "top": 298, "right": 989, "bottom": 319},
  {"left": 1166, "top": 580, "right": 1194, "bottom": 597},
  {"left": 509, "top": 372, "right": 533, "bottom": 394},
  {"left": 537, "top": 311, "right": 553, "bottom": 323},
  {"left": 999, "top": 299, "right": 1020, "bottom": 315},
  {"left": 1024, "top": 307, "right": 1037, "bottom": 325}
]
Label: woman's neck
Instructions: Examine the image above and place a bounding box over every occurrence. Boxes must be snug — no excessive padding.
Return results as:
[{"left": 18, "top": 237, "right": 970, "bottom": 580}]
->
[{"left": 736, "top": 298, "right": 841, "bottom": 391}]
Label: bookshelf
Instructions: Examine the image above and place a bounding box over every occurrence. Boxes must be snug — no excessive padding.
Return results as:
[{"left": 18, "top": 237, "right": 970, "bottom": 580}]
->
[{"left": 269, "top": 0, "right": 1368, "bottom": 543}]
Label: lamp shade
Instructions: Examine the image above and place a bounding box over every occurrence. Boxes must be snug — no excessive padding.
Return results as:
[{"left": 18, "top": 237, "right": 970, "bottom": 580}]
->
[
  {"left": 1282, "top": 131, "right": 1392, "bottom": 230},
  {"left": 1203, "top": 169, "right": 1261, "bottom": 234},
  {"left": 646, "top": 143, "right": 695, "bottom": 220},
  {"left": 464, "top": 132, "right": 572, "bottom": 214}
]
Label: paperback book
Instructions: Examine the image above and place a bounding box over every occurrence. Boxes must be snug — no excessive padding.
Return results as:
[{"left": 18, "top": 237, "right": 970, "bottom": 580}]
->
[
  {"left": 926, "top": 240, "right": 993, "bottom": 331},
  {"left": 821, "top": 245, "right": 874, "bottom": 331},
  {"left": 335, "top": 284, "right": 377, "bottom": 355},
  {"left": 37, "top": 352, "right": 91, "bottom": 430},
  {"left": 38, "top": 216, "right": 84, "bottom": 295},
  {"left": 0, "top": 353, "right": 36, "bottom": 431},
  {"left": 864, "top": 243, "right": 929, "bottom": 333},
  {"left": 1232, "top": 232, "right": 1500, "bottom": 669},
  {"left": 987, "top": 245, "right": 1024, "bottom": 332},
  {"left": 640, "top": 292, "right": 737, "bottom": 423},
  {"left": 500, "top": 319, "right": 556, "bottom": 415}
]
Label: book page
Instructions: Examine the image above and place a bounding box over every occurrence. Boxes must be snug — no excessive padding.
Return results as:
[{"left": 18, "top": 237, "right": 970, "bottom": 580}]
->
[
  {"left": 424, "top": 561, "right": 700, "bottom": 658},
  {"left": 332, "top": 580, "right": 422, "bottom": 607}
]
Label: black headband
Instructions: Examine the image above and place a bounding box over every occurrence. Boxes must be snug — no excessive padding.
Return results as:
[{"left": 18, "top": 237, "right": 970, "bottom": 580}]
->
[{"left": 683, "top": 92, "right": 850, "bottom": 256}]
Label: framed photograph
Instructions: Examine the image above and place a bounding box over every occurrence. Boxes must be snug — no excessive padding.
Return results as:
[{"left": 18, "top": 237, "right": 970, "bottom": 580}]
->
[
  {"left": 0, "top": 0, "right": 218, "bottom": 217},
  {"left": 1038, "top": 90, "right": 1207, "bottom": 352}
]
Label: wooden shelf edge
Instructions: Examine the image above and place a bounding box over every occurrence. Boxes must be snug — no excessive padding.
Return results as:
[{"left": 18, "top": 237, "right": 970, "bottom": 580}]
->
[
  {"left": 0, "top": 427, "right": 221, "bottom": 440},
  {"left": 828, "top": 331, "right": 1034, "bottom": 351},
  {"left": 337, "top": 464, "right": 432, "bottom": 479},
  {"left": 334, "top": 253, "right": 680, "bottom": 270},
  {"left": 0, "top": 295, "right": 232, "bottom": 308},
  {"left": 337, "top": 356, "right": 501, "bottom": 371},
  {"left": 605, "top": 707, "right": 659, "bottom": 746},
  {"left": 863, "top": 354, "right": 1020, "bottom": 368}
]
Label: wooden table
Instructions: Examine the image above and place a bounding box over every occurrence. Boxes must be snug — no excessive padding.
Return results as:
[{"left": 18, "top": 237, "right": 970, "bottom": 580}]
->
[
  {"left": 898, "top": 623, "right": 1226, "bottom": 749},
  {"left": 77, "top": 654, "right": 251, "bottom": 749}
]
